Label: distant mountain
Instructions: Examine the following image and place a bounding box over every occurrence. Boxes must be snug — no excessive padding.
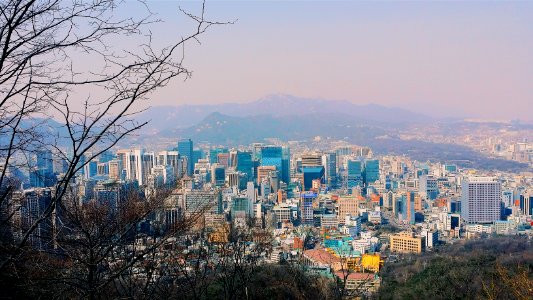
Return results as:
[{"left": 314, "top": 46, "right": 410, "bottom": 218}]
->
[
  {"left": 136, "top": 111, "right": 529, "bottom": 173},
  {"left": 157, "top": 111, "right": 390, "bottom": 145},
  {"left": 136, "top": 94, "right": 432, "bottom": 132}
]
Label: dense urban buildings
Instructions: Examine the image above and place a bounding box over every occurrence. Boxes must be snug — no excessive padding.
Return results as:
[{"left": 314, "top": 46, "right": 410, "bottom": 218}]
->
[{"left": 4, "top": 136, "right": 533, "bottom": 297}]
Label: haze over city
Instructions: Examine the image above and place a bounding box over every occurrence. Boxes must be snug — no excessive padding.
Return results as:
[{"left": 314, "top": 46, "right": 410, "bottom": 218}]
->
[
  {"left": 1, "top": 1, "right": 532, "bottom": 299},
  {"left": 136, "top": 0, "right": 533, "bottom": 122}
]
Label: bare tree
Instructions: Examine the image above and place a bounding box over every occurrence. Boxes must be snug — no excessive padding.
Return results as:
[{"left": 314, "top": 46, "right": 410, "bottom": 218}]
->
[{"left": 0, "top": 0, "right": 229, "bottom": 273}]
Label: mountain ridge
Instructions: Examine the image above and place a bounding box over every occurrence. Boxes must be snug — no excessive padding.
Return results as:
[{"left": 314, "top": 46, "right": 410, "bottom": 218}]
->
[{"left": 136, "top": 94, "right": 433, "bottom": 132}]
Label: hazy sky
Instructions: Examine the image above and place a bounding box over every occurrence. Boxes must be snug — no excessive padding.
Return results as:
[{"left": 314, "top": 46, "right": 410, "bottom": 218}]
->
[{"left": 138, "top": 1, "right": 533, "bottom": 121}]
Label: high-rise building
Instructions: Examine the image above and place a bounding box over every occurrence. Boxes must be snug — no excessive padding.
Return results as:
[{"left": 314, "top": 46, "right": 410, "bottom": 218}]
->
[
  {"left": 192, "top": 149, "right": 204, "bottom": 166},
  {"left": 322, "top": 152, "right": 337, "bottom": 187},
  {"left": 337, "top": 196, "right": 359, "bottom": 224},
  {"left": 157, "top": 151, "right": 181, "bottom": 178},
  {"left": 231, "top": 197, "right": 253, "bottom": 217},
  {"left": 211, "top": 164, "right": 225, "bottom": 187},
  {"left": 419, "top": 175, "right": 439, "bottom": 200},
  {"left": 302, "top": 166, "right": 324, "bottom": 191},
  {"left": 301, "top": 153, "right": 322, "bottom": 167},
  {"left": 29, "top": 150, "right": 56, "bottom": 188},
  {"left": 108, "top": 160, "right": 122, "bottom": 180},
  {"left": 363, "top": 159, "right": 380, "bottom": 184},
  {"left": 261, "top": 146, "right": 283, "bottom": 178},
  {"left": 281, "top": 146, "right": 290, "bottom": 183},
  {"left": 300, "top": 192, "right": 316, "bottom": 225},
  {"left": 209, "top": 147, "right": 228, "bottom": 163},
  {"left": 84, "top": 161, "right": 97, "bottom": 179},
  {"left": 217, "top": 153, "right": 230, "bottom": 168},
  {"left": 519, "top": 192, "right": 533, "bottom": 216},
  {"left": 236, "top": 151, "right": 253, "bottom": 181},
  {"left": 14, "top": 188, "right": 54, "bottom": 250},
  {"left": 183, "top": 190, "right": 222, "bottom": 215},
  {"left": 257, "top": 166, "right": 276, "bottom": 184},
  {"left": 347, "top": 159, "right": 363, "bottom": 188},
  {"left": 178, "top": 139, "right": 193, "bottom": 176},
  {"left": 461, "top": 177, "right": 501, "bottom": 224}
]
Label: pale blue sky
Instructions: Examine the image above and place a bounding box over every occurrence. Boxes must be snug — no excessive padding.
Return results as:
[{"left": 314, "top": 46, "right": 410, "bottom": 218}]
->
[{"left": 126, "top": 1, "right": 533, "bottom": 121}]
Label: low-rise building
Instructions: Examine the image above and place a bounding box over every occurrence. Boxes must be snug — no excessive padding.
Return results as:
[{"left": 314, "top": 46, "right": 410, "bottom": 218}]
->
[{"left": 389, "top": 232, "right": 425, "bottom": 253}]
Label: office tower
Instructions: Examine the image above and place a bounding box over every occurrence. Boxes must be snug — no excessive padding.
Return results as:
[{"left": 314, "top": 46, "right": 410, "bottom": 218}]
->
[
  {"left": 229, "top": 150, "right": 238, "bottom": 168},
  {"left": 192, "top": 149, "right": 204, "bottom": 166},
  {"left": 34, "top": 150, "right": 54, "bottom": 174},
  {"left": 84, "top": 160, "right": 98, "bottom": 179},
  {"left": 419, "top": 175, "right": 439, "bottom": 200},
  {"left": 151, "top": 165, "right": 175, "bottom": 186},
  {"left": 269, "top": 171, "right": 279, "bottom": 193},
  {"left": 414, "top": 193, "right": 423, "bottom": 212},
  {"left": 236, "top": 151, "right": 253, "bottom": 181},
  {"left": 211, "top": 164, "right": 225, "bottom": 187},
  {"left": 29, "top": 150, "right": 56, "bottom": 188},
  {"left": 383, "top": 190, "right": 394, "bottom": 208},
  {"left": 183, "top": 190, "right": 222, "bottom": 215},
  {"left": 157, "top": 151, "right": 181, "bottom": 178},
  {"left": 209, "top": 147, "right": 228, "bottom": 163},
  {"left": 461, "top": 177, "right": 501, "bottom": 224},
  {"left": 302, "top": 166, "right": 324, "bottom": 191},
  {"left": 281, "top": 146, "right": 290, "bottom": 183},
  {"left": 52, "top": 156, "right": 68, "bottom": 174},
  {"left": 405, "top": 191, "right": 416, "bottom": 224},
  {"left": 322, "top": 152, "right": 337, "bottom": 187},
  {"left": 519, "top": 192, "right": 533, "bottom": 216},
  {"left": 108, "top": 160, "right": 122, "bottom": 180},
  {"left": 231, "top": 197, "right": 253, "bottom": 217},
  {"left": 260, "top": 179, "right": 271, "bottom": 197},
  {"left": 363, "top": 159, "right": 380, "bottom": 184},
  {"left": 257, "top": 166, "right": 276, "bottom": 184},
  {"left": 261, "top": 146, "right": 283, "bottom": 180},
  {"left": 301, "top": 153, "right": 322, "bottom": 167},
  {"left": 140, "top": 151, "right": 155, "bottom": 186},
  {"left": 217, "top": 153, "right": 230, "bottom": 168},
  {"left": 116, "top": 149, "right": 154, "bottom": 186},
  {"left": 178, "top": 139, "right": 194, "bottom": 176},
  {"left": 347, "top": 159, "right": 363, "bottom": 188},
  {"left": 94, "top": 181, "right": 122, "bottom": 209},
  {"left": 227, "top": 171, "right": 246, "bottom": 190},
  {"left": 15, "top": 189, "right": 53, "bottom": 249},
  {"left": 96, "top": 163, "right": 108, "bottom": 176},
  {"left": 98, "top": 150, "right": 114, "bottom": 163},
  {"left": 502, "top": 190, "right": 513, "bottom": 207},
  {"left": 246, "top": 181, "right": 256, "bottom": 203},
  {"left": 300, "top": 192, "right": 316, "bottom": 225},
  {"left": 252, "top": 143, "right": 264, "bottom": 160},
  {"left": 337, "top": 196, "right": 358, "bottom": 224}
]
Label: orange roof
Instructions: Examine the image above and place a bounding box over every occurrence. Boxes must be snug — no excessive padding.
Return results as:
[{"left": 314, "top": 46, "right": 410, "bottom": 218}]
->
[
  {"left": 304, "top": 249, "right": 341, "bottom": 265},
  {"left": 335, "top": 271, "right": 375, "bottom": 281}
]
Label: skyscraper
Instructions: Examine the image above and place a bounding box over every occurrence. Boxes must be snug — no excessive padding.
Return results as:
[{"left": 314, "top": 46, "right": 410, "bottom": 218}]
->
[
  {"left": 347, "top": 159, "right": 363, "bottom": 188},
  {"left": 178, "top": 139, "right": 193, "bottom": 176},
  {"left": 281, "top": 146, "right": 290, "bottom": 183},
  {"left": 322, "top": 152, "right": 337, "bottom": 187},
  {"left": 261, "top": 146, "right": 282, "bottom": 171},
  {"left": 300, "top": 192, "right": 316, "bottom": 225},
  {"left": 461, "top": 177, "right": 501, "bottom": 224},
  {"left": 363, "top": 159, "right": 380, "bottom": 184},
  {"left": 302, "top": 166, "right": 324, "bottom": 191},
  {"left": 236, "top": 151, "right": 253, "bottom": 181}
]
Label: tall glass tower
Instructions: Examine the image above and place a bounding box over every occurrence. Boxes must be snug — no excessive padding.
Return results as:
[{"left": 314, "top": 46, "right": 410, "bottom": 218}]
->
[
  {"left": 260, "top": 146, "right": 282, "bottom": 172},
  {"left": 236, "top": 151, "right": 253, "bottom": 181},
  {"left": 347, "top": 159, "right": 363, "bottom": 188},
  {"left": 177, "top": 139, "right": 193, "bottom": 176}
]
